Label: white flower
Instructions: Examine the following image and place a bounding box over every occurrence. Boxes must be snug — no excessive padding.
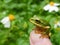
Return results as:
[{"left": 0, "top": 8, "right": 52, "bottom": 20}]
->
[
  {"left": 43, "top": 2, "right": 60, "bottom": 12},
  {"left": 1, "top": 17, "right": 10, "bottom": 28},
  {"left": 0, "top": 15, "right": 15, "bottom": 28},
  {"left": 54, "top": 21, "right": 60, "bottom": 28}
]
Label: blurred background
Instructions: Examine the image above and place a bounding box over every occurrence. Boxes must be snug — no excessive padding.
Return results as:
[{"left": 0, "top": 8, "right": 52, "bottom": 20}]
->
[{"left": 0, "top": 0, "right": 60, "bottom": 45}]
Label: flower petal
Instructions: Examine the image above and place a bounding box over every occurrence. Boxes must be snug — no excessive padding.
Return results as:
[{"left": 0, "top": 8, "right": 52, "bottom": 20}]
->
[
  {"left": 54, "top": 3, "right": 60, "bottom": 6},
  {"left": 43, "top": 4, "right": 50, "bottom": 11},
  {"left": 4, "top": 22, "right": 10, "bottom": 28},
  {"left": 1, "top": 17, "right": 9, "bottom": 24},
  {"left": 48, "top": 6, "right": 59, "bottom": 12},
  {"left": 54, "top": 7, "right": 59, "bottom": 12},
  {"left": 48, "top": 6, "right": 54, "bottom": 12}
]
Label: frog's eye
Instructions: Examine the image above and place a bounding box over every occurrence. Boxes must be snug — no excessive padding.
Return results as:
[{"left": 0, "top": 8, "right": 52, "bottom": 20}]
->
[{"left": 35, "top": 20, "right": 41, "bottom": 24}]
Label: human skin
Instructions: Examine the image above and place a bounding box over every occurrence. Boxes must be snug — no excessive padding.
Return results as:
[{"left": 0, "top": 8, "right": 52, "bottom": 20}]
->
[{"left": 30, "top": 30, "right": 52, "bottom": 45}]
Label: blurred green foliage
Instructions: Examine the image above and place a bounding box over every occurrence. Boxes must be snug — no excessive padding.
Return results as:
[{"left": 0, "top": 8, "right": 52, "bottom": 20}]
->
[{"left": 0, "top": 0, "right": 60, "bottom": 45}]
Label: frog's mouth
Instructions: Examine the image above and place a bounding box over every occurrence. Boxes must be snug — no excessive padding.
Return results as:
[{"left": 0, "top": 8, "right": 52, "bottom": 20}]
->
[{"left": 29, "top": 18, "right": 50, "bottom": 29}]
